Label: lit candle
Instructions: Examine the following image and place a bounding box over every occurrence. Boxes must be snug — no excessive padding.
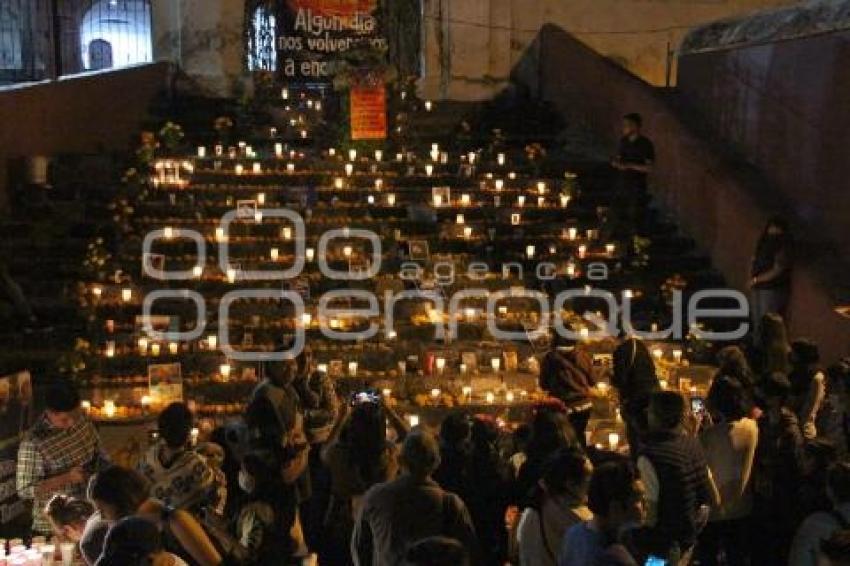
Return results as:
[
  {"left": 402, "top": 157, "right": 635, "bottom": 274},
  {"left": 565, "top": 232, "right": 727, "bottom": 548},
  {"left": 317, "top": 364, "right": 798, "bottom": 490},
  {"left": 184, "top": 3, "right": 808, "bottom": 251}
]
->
[
  {"left": 215, "top": 227, "right": 226, "bottom": 242},
  {"left": 425, "top": 164, "right": 434, "bottom": 176},
  {"left": 348, "top": 361, "right": 358, "bottom": 375},
  {"left": 578, "top": 245, "right": 587, "bottom": 258},
  {"left": 215, "top": 144, "right": 223, "bottom": 156},
  {"left": 433, "top": 194, "right": 443, "bottom": 207},
  {"left": 254, "top": 210, "right": 263, "bottom": 223},
  {"left": 526, "top": 245, "right": 535, "bottom": 259},
  {"left": 460, "top": 193, "right": 471, "bottom": 206},
  {"left": 138, "top": 337, "right": 148, "bottom": 354},
  {"left": 506, "top": 391, "right": 515, "bottom": 403},
  {"left": 301, "top": 312, "right": 312, "bottom": 326},
  {"left": 105, "top": 341, "right": 115, "bottom": 358},
  {"left": 430, "top": 148, "right": 440, "bottom": 162},
  {"left": 623, "top": 289, "right": 634, "bottom": 299},
  {"left": 287, "top": 162, "right": 296, "bottom": 173},
  {"left": 486, "top": 392, "right": 496, "bottom": 404},
  {"left": 122, "top": 288, "right": 132, "bottom": 302},
  {"left": 537, "top": 181, "right": 546, "bottom": 194},
  {"left": 408, "top": 414, "right": 420, "bottom": 427},
  {"left": 462, "top": 385, "right": 472, "bottom": 398},
  {"left": 463, "top": 226, "right": 472, "bottom": 239},
  {"left": 275, "top": 143, "right": 283, "bottom": 157},
  {"left": 197, "top": 146, "right": 206, "bottom": 158},
  {"left": 234, "top": 164, "right": 244, "bottom": 175},
  {"left": 605, "top": 243, "right": 616, "bottom": 256},
  {"left": 387, "top": 194, "right": 396, "bottom": 206},
  {"left": 192, "top": 265, "right": 203, "bottom": 278},
  {"left": 386, "top": 329, "right": 397, "bottom": 340},
  {"left": 491, "top": 357, "right": 501, "bottom": 372},
  {"left": 652, "top": 348, "right": 664, "bottom": 360},
  {"left": 345, "top": 163, "right": 354, "bottom": 176},
  {"left": 566, "top": 263, "right": 576, "bottom": 277},
  {"left": 270, "top": 248, "right": 279, "bottom": 261},
  {"left": 374, "top": 149, "right": 383, "bottom": 162},
  {"left": 597, "top": 382, "right": 610, "bottom": 395},
  {"left": 608, "top": 432, "right": 620, "bottom": 450},
  {"left": 190, "top": 427, "right": 199, "bottom": 445},
  {"left": 495, "top": 179, "right": 504, "bottom": 191},
  {"left": 568, "top": 227, "right": 577, "bottom": 240},
  {"left": 227, "top": 267, "right": 237, "bottom": 283},
  {"left": 560, "top": 194, "right": 571, "bottom": 207},
  {"left": 282, "top": 227, "right": 292, "bottom": 240},
  {"left": 150, "top": 343, "right": 161, "bottom": 356},
  {"left": 659, "top": 379, "right": 668, "bottom": 390},
  {"left": 511, "top": 213, "right": 521, "bottom": 225},
  {"left": 396, "top": 152, "right": 403, "bottom": 162},
  {"left": 104, "top": 400, "right": 116, "bottom": 418},
  {"left": 334, "top": 177, "right": 344, "bottom": 189},
  {"left": 349, "top": 149, "right": 357, "bottom": 161},
  {"left": 497, "top": 153, "right": 506, "bottom": 166},
  {"left": 424, "top": 100, "right": 433, "bottom": 111},
  {"left": 517, "top": 195, "right": 525, "bottom": 207},
  {"left": 169, "top": 342, "right": 178, "bottom": 355},
  {"left": 306, "top": 248, "right": 315, "bottom": 261},
  {"left": 92, "top": 285, "right": 103, "bottom": 298},
  {"left": 537, "top": 196, "right": 545, "bottom": 207},
  {"left": 220, "top": 363, "right": 231, "bottom": 378},
  {"left": 300, "top": 130, "right": 308, "bottom": 139},
  {"left": 579, "top": 327, "right": 590, "bottom": 340},
  {"left": 498, "top": 306, "right": 508, "bottom": 315},
  {"left": 431, "top": 387, "right": 441, "bottom": 399},
  {"left": 673, "top": 349, "right": 683, "bottom": 363},
  {"left": 456, "top": 214, "right": 465, "bottom": 225},
  {"left": 81, "top": 400, "right": 91, "bottom": 413},
  {"left": 328, "top": 148, "right": 336, "bottom": 157},
  {"left": 281, "top": 88, "right": 289, "bottom": 99},
  {"left": 367, "top": 195, "right": 375, "bottom": 205}
]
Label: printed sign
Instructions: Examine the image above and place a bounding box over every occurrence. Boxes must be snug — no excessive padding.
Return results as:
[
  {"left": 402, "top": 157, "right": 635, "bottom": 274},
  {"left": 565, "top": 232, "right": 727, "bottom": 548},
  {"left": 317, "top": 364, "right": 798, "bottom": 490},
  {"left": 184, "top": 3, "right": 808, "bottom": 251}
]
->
[
  {"left": 350, "top": 86, "right": 387, "bottom": 140},
  {"left": 276, "top": 0, "right": 386, "bottom": 81}
]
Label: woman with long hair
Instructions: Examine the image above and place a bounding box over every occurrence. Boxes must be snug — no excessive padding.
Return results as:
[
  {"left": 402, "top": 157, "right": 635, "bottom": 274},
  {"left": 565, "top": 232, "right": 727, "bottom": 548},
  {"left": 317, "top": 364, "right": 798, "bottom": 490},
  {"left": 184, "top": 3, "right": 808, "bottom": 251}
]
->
[
  {"left": 754, "top": 312, "right": 792, "bottom": 377},
  {"left": 320, "top": 397, "right": 408, "bottom": 564}
]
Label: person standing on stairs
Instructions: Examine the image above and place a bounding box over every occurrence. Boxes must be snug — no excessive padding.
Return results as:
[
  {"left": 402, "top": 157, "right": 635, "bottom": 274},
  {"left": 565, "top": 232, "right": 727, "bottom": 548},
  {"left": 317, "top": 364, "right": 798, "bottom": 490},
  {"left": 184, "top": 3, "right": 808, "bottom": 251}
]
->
[{"left": 611, "top": 113, "right": 655, "bottom": 247}]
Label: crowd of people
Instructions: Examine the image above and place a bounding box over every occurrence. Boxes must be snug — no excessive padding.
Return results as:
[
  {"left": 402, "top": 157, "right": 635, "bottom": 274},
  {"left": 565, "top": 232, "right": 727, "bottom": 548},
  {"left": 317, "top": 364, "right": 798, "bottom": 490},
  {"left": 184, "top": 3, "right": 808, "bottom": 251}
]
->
[{"left": 13, "top": 313, "right": 850, "bottom": 565}]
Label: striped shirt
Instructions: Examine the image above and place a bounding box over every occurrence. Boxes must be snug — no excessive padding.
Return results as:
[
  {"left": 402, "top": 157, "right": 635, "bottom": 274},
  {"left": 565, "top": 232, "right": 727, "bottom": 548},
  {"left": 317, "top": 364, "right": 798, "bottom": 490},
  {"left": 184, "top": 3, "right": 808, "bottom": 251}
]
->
[{"left": 16, "top": 413, "right": 101, "bottom": 533}]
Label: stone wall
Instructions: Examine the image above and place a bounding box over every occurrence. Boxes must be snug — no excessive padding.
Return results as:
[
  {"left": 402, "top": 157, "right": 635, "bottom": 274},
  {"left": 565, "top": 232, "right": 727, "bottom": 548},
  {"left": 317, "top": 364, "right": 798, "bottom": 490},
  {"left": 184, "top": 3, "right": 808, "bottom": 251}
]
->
[
  {"left": 678, "top": 30, "right": 850, "bottom": 276},
  {"left": 0, "top": 63, "right": 172, "bottom": 211},
  {"left": 511, "top": 24, "right": 850, "bottom": 361},
  {"left": 419, "top": 0, "right": 795, "bottom": 100}
]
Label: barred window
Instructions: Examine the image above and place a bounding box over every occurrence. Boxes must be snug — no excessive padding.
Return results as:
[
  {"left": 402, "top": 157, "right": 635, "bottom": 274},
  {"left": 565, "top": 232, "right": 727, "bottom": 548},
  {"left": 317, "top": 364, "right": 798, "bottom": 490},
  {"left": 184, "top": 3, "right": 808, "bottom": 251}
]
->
[{"left": 247, "top": 3, "right": 277, "bottom": 71}]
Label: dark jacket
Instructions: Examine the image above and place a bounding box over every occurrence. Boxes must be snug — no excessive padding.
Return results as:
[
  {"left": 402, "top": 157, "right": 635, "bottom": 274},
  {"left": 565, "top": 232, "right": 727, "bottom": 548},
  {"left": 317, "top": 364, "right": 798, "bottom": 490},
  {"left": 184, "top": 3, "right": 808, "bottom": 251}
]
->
[{"left": 540, "top": 347, "right": 596, "bottom": 409}]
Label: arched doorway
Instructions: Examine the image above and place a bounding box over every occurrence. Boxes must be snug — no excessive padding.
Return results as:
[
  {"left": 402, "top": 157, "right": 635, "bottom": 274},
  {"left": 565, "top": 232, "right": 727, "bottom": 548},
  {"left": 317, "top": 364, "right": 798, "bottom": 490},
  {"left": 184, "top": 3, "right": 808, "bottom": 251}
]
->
[
  {"left": 79, "top": 0, "right": 152, "bottom": 71},
  {"left": 87, "top": 38, "right": 113, "bottom": 70}
]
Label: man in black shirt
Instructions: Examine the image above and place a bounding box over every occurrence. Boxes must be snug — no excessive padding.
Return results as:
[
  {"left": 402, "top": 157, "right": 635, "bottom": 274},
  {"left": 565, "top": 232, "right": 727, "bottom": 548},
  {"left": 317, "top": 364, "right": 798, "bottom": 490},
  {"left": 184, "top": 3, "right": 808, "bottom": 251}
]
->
[{"left": 611, "top": 113, "right": 655, "bottom": 239}]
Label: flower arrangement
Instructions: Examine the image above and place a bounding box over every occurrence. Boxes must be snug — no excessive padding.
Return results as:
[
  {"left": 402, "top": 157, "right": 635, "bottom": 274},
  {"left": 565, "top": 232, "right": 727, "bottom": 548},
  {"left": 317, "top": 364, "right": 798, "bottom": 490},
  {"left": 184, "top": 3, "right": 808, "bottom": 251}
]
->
[
  {"left": 136, "top": 131, "right": 158, "bottom": 165},
  {"left": 158, "top": 122, "right": 185, "bottom": 152},
  {"left": 661, "top": 273, "right": 688, "bottom": 304}
]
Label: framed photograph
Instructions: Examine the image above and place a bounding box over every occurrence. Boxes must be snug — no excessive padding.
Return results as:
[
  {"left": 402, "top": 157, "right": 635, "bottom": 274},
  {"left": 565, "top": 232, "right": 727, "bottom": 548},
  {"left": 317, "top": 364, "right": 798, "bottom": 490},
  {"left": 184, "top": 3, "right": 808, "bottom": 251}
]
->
[
  {"left": 408, "top": 240, "right": 430, "bottom": 261},
  {"left": 142, "top": 253, "right": 165, "bottom": 276},
  {"left": 503, "top": 351, "right": 518, "bottom": 372},
  {"left": 135, "top": 315, "right": 172, "bottom": 333},
  {"left": 431, "top": 186, "right": 451, "bottom": 206},
  {"left": 236, "top": 199, "right": 258, "bottom": 219},
  {"left": 148, "top": 363, "right": 183, "bottom": 405},
  {"left": 328, "top": 360, "right": 344, "bottom": 378},
  {"left": 461, "top": 351, "right": 478, "bottom": 374}
]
